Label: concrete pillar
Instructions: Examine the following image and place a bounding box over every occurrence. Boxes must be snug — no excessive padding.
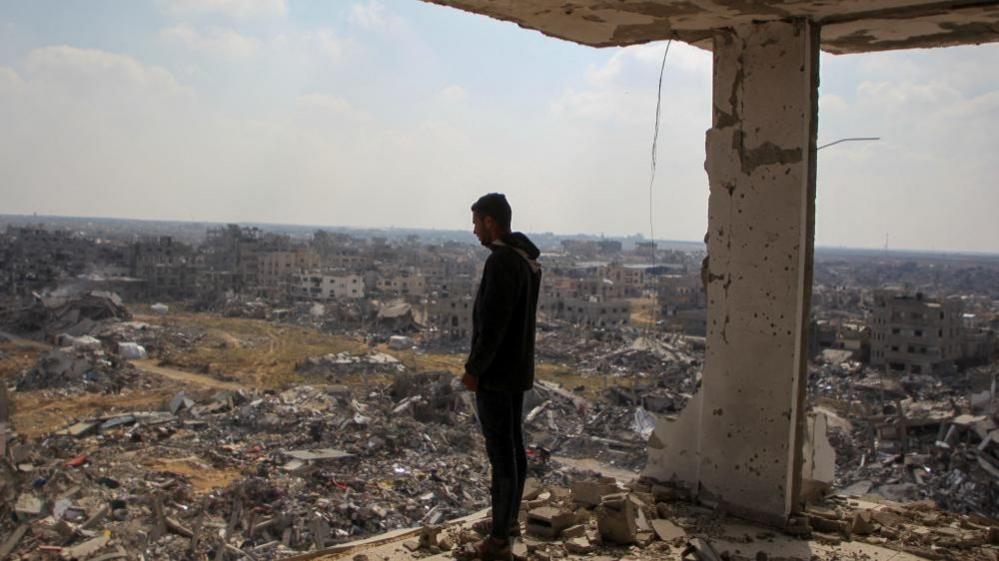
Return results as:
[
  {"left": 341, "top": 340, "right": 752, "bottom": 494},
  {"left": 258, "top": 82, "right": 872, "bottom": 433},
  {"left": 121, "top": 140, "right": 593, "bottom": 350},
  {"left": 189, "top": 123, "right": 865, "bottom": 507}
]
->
[{"left": 644, "top": 18, "right": 819, "bottom": 526}]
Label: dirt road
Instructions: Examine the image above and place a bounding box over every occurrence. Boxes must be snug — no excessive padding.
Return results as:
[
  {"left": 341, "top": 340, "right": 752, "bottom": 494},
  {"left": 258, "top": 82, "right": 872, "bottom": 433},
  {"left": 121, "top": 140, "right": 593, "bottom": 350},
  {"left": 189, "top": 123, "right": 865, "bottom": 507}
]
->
[{"left": 131, "top": 359, "right": 245, "bottom": 391}]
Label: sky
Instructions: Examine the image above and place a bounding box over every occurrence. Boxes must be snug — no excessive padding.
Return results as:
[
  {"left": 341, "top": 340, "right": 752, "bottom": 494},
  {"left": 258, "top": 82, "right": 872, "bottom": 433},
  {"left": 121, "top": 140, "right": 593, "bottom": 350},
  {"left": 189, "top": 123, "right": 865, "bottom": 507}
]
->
[{"left": 1, "top": 1, "right": 998, "bottom": 253}]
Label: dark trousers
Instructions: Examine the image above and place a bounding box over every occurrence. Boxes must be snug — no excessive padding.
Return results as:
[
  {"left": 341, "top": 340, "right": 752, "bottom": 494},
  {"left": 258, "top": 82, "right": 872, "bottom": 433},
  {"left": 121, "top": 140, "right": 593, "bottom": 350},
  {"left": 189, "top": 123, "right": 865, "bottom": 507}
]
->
[{"left": 475, "top": 389, "right": 527, "bottom": 541}]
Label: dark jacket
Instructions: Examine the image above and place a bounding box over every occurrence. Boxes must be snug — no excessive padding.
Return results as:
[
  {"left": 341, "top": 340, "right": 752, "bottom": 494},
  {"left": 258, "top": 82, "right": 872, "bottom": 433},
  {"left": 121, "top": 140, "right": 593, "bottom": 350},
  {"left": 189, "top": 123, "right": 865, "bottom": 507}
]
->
[{"left": 465, "top": 232, "right": 542, "bottom": 392}]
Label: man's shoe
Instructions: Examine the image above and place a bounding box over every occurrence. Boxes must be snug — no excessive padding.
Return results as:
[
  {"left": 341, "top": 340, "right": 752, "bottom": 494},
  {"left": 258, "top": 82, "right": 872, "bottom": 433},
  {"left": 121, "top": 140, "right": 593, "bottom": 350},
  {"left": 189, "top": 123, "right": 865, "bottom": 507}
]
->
[
  {"left": 457, "top": 537, "right": 512, "bottom": 561},
  {"left": 473, "top": 519, "right": 521, "bottom": 538}
]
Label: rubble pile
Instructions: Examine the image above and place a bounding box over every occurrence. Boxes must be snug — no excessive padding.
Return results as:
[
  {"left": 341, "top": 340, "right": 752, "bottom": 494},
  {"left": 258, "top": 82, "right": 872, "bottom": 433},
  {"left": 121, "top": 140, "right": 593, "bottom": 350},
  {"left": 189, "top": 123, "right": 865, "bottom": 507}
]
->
[
  {"left": 0, "top": 353, "right": 674, "bottom": 561},
  {"left": 383, "top": 477, "right": 998, "bottom": 561},
  {"left": 534, "top": 329, "right": 703, "bottom": 424},
  {"left": 524, "top": 381, "right": 650, "bottom": 471},
  {"left": 296, "top": 351, "right": 406, "bottom": 379},
  {"left": 0, "top": 380, "right": 493, "bottom": 559},
  {"left": 538, "top": 330, "right": 699, "bottom": 371},
  {"left": 15, "top": 347, "right": 140, "bottom": 393},
  {"left": 797, "top": 495, "right": 999, "bottom": 559},
  {"left": 809, "top": 362, "right": 999, "bottom": 519},
  {"left": 1, "top": 291, "right": 132, "bottom": 339}
]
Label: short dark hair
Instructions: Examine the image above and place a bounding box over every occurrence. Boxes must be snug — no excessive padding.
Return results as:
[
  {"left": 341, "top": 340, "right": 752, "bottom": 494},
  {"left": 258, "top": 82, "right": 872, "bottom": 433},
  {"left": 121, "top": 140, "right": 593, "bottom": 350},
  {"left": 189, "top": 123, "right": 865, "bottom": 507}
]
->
[{"left": 471, "top": 193, "right": 512, "bottom": 230}]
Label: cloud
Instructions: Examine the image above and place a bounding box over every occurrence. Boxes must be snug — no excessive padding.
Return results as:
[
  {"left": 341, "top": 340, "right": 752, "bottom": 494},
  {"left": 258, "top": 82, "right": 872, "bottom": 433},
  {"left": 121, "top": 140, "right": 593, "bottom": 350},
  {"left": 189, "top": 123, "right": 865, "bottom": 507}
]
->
[
  {"left": 22, "top": 46, "right": 189, "bottom": 100},
  {"left": 555, "top": 41, "right": 711, "bottom": 124},
  {"left": 856, "top": 80, "right": 962, "bottom": 108},
  {"left": 295, "top": 93, "right": 367, "bottom": 122},
  {"left": 160, "top": 23, "right": 260, "bottom": 60},
  {"left": 585, "top": 42, "right": 710, "bottom": 87},
  {"left": 0, "top": 46, "right": 209, "bottom": 222},
  {"left": 814, "top": 46, "right": 999, "bottom": 252},
  {"left": 348, "top": 1, "right": 403, "bottom": 32},
  {"left": 551, "top": 89, "right": 633, "bottom": 121},
  {"left": 162, "top": 0, "right": 287, "bottom": 19},
  {"left": 818, "top": 93, "right": 849, "bottom": 115},
  {"left": 0, "top": 66, "right": 24, "bottom": 91},
  {"left": 268, "top": 29, "right": 346, "bottom": 64},
  {"left": 438, "top": 85, "right": 467, "bottom": 104},
  {"left": 297, "top": 93, "right": 352, "bottom": 114},
  {"left": 0, "top": 44, "right": 484, "bottom": 231},
  {"left": 544, "top": 41, "right": 714, "bottom": 241},
  {"left": 310, "top": 30, "right": 344, "bottom": 61}
]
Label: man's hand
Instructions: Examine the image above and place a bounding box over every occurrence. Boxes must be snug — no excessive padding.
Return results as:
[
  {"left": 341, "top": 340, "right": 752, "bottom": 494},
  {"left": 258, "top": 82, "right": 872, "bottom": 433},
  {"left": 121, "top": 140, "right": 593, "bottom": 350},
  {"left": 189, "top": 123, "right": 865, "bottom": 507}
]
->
[{"left": 461, "top": 371, "right": 478, "bottom": 392}]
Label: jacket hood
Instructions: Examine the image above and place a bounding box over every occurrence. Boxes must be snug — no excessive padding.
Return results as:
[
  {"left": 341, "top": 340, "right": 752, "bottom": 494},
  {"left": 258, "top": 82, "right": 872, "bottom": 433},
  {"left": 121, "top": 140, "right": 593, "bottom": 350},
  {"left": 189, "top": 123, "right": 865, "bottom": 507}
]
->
[{"left": 498, "top": 232, "right": 541, "bottom": 260}]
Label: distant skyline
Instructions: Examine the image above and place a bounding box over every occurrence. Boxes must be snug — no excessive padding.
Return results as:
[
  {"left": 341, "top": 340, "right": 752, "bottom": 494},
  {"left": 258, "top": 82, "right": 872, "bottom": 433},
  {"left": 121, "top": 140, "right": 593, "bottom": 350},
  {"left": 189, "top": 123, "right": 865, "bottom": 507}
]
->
[
  {"left": 7, "top": 212, "right": 999, "bottom": 259},
  {"left": 2, "top": 1, "right": 998, "bottom": 252}
]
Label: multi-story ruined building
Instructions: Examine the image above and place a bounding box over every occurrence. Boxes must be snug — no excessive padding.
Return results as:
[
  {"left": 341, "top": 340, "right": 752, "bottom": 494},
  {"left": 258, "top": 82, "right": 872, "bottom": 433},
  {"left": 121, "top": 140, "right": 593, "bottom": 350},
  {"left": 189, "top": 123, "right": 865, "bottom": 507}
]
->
[
  {"left": 375, "top": 271, "right": 427, "bottom": 298},
  {"left": 202, "top": 224, "right": 292, "bottom": 293},
  {"left": 539, "top": 297, "right": 629, "bottom": 328},
  {"left": 291, "top": 272, "right": 365, "bottom": 301},
  {"left": 659, "top": 273, "right": 706, "bottom": 315},
  {"left": 258, "top": 249, "right": 321, "bottom": 299},
  {"left": 603, "top": 263, "right": 646, "bottom": 297},
  {"left": 870, "top": 290, "right": 964, "bottom": 375},
  {"left": 427, "top": 294, "right": 473, "bottom": 339},
  {"left": 130, "top": 236, "right": 199, "bottom": 299}
]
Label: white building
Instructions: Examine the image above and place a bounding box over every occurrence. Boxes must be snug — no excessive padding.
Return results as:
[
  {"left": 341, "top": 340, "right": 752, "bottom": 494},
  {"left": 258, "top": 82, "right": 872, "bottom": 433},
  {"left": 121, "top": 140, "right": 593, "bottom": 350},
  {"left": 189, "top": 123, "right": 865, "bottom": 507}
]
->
[{"left": 292, "top": 272, "right": 365, "bottom": 300}]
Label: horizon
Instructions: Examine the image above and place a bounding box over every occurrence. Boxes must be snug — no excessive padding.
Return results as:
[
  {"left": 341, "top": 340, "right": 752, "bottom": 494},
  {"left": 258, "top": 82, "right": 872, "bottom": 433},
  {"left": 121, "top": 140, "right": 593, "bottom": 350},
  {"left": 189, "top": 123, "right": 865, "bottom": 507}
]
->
[{"left": 6, "top": 212, "right": 999, "bottom": 258}]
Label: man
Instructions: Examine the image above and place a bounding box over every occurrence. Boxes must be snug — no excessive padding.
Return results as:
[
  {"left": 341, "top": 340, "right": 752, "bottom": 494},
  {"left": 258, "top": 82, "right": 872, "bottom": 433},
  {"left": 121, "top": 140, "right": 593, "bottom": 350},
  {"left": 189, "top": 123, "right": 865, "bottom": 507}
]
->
[{"left": 462, "top": 193, "right": 541, "bottom": 561}]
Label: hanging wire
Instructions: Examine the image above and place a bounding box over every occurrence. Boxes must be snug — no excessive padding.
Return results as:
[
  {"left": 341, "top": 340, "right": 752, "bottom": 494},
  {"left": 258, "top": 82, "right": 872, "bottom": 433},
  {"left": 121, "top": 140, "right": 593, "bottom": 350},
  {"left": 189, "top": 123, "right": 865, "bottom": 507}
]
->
[
  {"left": 649, "top": 40, "right": 672, "bottom": 246},
  {"left": 646, "top": 40, "right": 671, "bottom": 336}
]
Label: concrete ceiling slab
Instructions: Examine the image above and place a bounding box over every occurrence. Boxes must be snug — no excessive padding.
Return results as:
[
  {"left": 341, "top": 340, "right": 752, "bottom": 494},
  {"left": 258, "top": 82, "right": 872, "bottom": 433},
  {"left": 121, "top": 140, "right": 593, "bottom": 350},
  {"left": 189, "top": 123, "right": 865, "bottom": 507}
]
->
[{"left": 421, "top": 1, "right": 999, "bottom": 53}]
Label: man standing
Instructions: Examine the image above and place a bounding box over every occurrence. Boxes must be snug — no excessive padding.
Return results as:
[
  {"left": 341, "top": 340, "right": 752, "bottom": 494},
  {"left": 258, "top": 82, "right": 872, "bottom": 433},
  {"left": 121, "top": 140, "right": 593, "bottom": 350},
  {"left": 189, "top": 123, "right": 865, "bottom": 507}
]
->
[{"left": 462, "top": 193, "right": 541, "bottom": 561}]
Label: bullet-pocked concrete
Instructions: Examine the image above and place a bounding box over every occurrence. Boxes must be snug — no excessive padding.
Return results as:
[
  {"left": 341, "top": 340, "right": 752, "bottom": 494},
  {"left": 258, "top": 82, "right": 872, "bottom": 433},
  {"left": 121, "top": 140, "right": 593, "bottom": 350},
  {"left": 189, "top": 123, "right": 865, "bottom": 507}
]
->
[
  {"left": 643, "top": 19, "right": 819, "bottom": 525},
  {"left": 422, "top": 0, "right": 999, "bottom": 53}
]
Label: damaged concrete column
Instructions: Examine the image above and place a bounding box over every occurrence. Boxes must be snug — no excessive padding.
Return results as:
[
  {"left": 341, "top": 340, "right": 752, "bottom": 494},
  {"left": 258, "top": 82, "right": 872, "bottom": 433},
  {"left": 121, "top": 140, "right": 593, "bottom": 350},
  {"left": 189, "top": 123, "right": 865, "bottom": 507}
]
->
[{"left": 645, "top": 19, "right": 819, "bottom": 525}]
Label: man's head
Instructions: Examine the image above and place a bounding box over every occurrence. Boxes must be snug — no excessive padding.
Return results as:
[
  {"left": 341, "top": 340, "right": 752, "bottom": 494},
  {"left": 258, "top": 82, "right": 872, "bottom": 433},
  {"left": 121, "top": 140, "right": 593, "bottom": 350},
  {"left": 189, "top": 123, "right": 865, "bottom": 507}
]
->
[{"left": 471, "top": 193, "right": 512, "bottom": 246}]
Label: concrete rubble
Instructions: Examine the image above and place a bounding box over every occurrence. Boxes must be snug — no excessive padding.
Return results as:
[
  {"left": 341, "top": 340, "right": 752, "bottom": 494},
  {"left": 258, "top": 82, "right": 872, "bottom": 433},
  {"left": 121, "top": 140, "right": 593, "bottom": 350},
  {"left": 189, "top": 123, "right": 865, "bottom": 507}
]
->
[
  {"left": 296, "top": 352, "right": 406, "bottom": 379},
  {"left": 0, "top": 363, "right": 664, "bottom": 560},
  {"left": 0, "top": 222, "right": 996, "bottom": 560},
  {"left": 809, "top": 360, "right": 999, "bottom": 518},
  {"left": 288, "top": 476, "right": 997, "bottom": 561},
  {"left": 1, "top": 291, "right": 132, "bottom": 340}
]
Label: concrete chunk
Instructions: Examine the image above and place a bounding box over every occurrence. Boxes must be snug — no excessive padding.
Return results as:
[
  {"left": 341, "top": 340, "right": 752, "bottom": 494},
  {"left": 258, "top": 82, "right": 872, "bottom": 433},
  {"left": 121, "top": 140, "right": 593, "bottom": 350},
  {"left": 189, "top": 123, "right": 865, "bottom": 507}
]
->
[
  {"left": 850, "top": 511, "right": 875, "bottom": 536},
  {"left": 61, "top": 534, "right": 110, "bottom": 560},
  {"left": 283, "top": 448, "right": 353, "bottom": 462},
  {"left": 561, "top": 525, "right": 586, "bottom": 539},
  {"left": 522, "top": 477, "right": 542, "bottom": 500},
  {"left": 596, "top": 493, "right": 637, "bottom": 545},
  {"left": 563, "top": 536, "right": 594, "bottom": 554},
  {"left": 526, "top": 506, "right": 575, "bottom": 539},
  {"left": 66, "top": 421, "right": 99, "bottom": 438},
  {"left": 15, "top": 494, "right": 44, "bottom": 520},
  {"left": 651, "top": 519, "right": 687, "bottom": 541},
  {"left": 570, "top": 479, "right": 618, "bottom": 507}
]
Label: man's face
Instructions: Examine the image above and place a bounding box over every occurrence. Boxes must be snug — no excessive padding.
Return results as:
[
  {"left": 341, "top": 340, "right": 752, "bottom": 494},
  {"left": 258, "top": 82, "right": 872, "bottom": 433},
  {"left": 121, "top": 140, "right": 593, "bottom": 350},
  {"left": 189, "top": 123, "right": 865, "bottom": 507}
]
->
[{"left": 472, "top": 212, "right": 494, "bottom": 246}]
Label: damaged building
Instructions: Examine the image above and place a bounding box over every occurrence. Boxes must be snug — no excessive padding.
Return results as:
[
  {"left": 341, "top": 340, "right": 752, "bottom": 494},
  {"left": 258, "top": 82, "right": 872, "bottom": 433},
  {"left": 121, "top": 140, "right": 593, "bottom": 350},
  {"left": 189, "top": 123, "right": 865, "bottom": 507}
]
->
[{"left": 870, "top": 291, "right": 964, "bottom": 375}]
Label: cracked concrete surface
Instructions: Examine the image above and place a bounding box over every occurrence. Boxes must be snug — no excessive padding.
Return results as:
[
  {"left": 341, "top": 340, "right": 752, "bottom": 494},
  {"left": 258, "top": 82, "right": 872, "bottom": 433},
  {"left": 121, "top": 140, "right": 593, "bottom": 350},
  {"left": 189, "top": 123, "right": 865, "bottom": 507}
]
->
[{"left": 422, "top": 0, "right": 999, "bottom": 53}]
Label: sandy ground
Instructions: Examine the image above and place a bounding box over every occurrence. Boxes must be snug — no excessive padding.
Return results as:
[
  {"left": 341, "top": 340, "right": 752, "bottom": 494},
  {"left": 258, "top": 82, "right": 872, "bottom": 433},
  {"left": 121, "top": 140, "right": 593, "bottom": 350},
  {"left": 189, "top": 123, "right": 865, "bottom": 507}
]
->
[{"left": 132, "top": 359, "right": 245, "bottom": 391}]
